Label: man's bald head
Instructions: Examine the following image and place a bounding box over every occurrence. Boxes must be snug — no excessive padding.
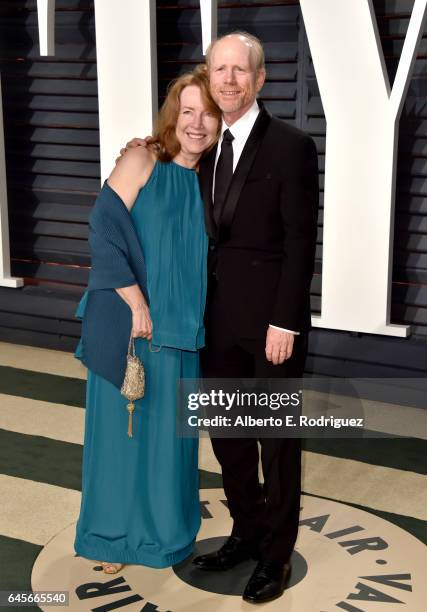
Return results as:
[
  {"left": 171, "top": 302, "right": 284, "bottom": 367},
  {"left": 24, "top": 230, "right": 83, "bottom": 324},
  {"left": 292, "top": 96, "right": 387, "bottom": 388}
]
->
[{"left": 206, "top": 32, "right": 265, "bottom": 73}]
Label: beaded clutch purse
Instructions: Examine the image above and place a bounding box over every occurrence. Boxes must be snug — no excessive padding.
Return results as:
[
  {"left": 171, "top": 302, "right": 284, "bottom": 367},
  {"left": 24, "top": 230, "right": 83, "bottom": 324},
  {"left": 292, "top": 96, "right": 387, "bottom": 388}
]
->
[{"left": 120, "top": 333, "right": 145, "bottom": 437}]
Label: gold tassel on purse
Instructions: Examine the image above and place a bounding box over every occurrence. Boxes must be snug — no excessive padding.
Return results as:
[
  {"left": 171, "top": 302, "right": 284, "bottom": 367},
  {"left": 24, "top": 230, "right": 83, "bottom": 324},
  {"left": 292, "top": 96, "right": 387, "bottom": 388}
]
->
[{"left": 120, "top": 333, "right": 146, "bottom": 437}]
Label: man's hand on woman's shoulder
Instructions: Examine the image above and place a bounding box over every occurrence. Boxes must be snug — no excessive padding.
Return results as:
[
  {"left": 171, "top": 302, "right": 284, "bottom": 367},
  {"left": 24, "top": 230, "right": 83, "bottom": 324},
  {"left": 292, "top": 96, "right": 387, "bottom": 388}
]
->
[{"left": 115, "top": 136, "right": 151, "bottom": 165}]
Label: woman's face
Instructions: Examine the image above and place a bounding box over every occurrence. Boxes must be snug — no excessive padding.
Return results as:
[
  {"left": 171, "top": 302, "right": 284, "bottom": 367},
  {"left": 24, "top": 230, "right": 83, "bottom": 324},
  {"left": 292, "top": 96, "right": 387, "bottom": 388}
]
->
[{"left": 175, "top": 85, "right": 219, "bottom": 157}]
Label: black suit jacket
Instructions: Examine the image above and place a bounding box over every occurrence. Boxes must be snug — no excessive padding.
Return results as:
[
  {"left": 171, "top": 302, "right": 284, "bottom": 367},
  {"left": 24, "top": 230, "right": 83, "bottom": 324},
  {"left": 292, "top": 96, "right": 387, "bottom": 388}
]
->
[{"left": 199, "top": 104, "right": 319, "bottom": 340}]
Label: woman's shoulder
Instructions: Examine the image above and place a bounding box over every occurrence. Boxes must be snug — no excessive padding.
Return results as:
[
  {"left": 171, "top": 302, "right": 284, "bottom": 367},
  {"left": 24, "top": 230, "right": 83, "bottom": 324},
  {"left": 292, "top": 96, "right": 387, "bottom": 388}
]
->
[
  {"left": 107, "top": 146, "right": 157, "bottom": 209},
  {"left": 110, "top": 146, "right": 157, "bottom": 188},
  {"left": 120, "top": 145, "right": 157, "bottom": 175}
]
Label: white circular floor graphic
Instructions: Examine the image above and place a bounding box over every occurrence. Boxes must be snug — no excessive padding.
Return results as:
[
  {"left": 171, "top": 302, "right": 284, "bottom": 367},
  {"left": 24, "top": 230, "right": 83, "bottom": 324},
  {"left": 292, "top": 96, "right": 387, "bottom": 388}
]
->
[{"left": 32, "top": 490, "right": 427, "bottom": 611}]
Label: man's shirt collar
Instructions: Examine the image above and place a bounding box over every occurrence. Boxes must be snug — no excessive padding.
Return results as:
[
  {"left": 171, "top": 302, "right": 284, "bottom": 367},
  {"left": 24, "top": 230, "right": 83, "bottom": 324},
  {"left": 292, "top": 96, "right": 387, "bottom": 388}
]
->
[{"left": 220, "top": 99, "right": 260, "bottom": 143}]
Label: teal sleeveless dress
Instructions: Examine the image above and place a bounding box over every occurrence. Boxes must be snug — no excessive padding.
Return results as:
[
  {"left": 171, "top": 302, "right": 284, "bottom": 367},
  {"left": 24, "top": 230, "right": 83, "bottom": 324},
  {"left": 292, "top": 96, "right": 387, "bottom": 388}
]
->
[{"left": 74, "top": 161, "right": 207, "bottom": 568}]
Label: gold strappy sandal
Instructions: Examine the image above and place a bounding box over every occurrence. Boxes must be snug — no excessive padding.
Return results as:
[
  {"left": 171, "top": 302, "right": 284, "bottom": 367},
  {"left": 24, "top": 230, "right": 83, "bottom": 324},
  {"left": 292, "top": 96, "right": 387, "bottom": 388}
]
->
[{"left": 100, "top": 561, "right": 124, "bottom": 574}]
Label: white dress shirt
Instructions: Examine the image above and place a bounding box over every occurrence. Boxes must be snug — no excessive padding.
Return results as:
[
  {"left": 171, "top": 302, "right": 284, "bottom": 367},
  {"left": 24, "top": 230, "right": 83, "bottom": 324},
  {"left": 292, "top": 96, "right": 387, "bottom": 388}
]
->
[
  {"left": 213, "top": 99, "right": 260, "bottom": 181},
  {"left": 212, "top": 100, "right": 299, "bottom": 336}
]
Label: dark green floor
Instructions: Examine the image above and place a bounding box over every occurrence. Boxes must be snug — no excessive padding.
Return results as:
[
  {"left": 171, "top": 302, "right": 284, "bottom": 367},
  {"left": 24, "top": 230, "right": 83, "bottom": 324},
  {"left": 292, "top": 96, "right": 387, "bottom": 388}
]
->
[{"left": 0, "top": 366, "right": 426, "bottom": 607}]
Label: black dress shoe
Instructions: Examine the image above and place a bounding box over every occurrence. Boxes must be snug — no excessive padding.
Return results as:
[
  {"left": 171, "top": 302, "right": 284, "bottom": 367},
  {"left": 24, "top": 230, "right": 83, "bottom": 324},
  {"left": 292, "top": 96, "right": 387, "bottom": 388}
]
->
[
  {"left": 242, "top": 560, "right": 291, "bottom": 603},
  {"left": 192, "top": 536, "right": 255, "bottom": 571}
]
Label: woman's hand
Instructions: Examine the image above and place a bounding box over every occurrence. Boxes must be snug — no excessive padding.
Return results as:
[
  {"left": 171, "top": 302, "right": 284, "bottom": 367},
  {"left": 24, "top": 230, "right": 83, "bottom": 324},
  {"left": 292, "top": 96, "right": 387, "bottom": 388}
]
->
[{"left": 131, "top": 301, "right": 153, "bottom": 341}]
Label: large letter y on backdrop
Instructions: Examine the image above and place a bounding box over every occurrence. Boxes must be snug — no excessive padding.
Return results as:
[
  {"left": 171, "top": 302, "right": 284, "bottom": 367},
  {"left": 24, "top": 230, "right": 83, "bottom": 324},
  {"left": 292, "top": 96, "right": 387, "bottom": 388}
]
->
[{"left": 301, "top": 0, "right": 427, "bottom": 336}]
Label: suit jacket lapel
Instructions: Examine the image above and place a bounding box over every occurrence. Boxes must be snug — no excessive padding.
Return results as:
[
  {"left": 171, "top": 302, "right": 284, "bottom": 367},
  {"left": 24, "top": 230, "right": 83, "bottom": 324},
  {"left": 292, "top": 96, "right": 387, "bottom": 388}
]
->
[
  {"left": 199, "top": 144, "right": 218, "bottom": 239},
  {"left": 218, "top": 105, "right": 272, "bottom": 241}
]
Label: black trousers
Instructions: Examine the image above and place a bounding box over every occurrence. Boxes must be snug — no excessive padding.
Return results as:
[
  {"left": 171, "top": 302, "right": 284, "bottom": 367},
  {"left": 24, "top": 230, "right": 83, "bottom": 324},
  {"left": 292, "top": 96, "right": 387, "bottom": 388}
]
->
[{"left": 201, "top": 288, "right": 308, "bottom": 564}]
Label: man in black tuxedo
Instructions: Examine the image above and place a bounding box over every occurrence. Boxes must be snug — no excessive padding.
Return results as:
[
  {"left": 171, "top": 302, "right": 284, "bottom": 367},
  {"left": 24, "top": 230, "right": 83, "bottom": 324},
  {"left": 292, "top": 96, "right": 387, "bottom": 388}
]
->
[
  {"left": 119, "top": 31, "right": 318, "bottom": 604},
  {"left": 191, "top": 32, "right": 319, "bottom": 604}
]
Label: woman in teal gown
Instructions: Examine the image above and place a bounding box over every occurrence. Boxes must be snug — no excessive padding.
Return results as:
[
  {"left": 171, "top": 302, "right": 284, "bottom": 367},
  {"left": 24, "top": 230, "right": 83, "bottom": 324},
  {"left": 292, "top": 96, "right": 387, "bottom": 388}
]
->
[{"left": 74, "top": 69, "right": 220, "bottom": 572}]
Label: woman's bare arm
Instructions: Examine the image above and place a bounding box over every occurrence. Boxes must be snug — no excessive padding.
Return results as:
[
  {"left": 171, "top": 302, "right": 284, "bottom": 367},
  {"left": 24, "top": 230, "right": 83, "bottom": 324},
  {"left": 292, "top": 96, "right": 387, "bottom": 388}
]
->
[{"left": 108, "top": 146, "right": 155, "bottom": 337}]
